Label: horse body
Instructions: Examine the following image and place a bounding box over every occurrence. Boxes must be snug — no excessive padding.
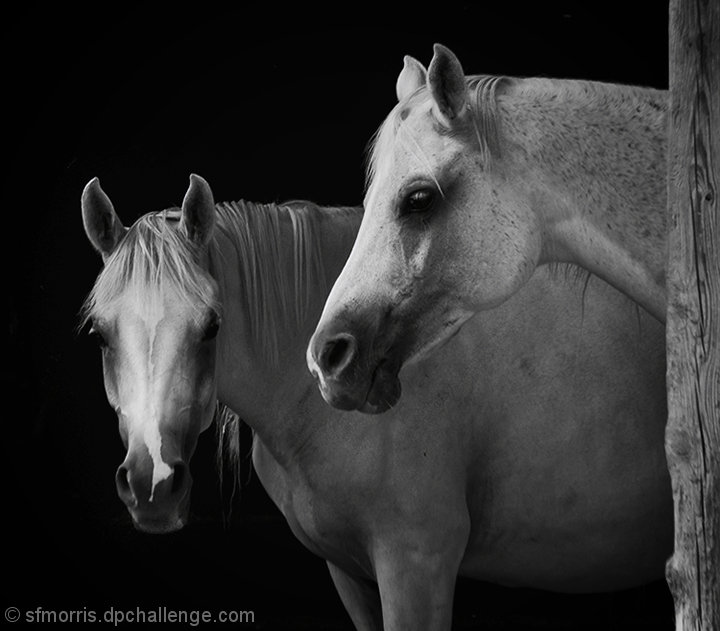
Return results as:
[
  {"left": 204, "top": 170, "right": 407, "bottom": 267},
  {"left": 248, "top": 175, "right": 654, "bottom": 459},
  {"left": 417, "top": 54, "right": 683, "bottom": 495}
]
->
[
  {"left": 251, "top": 271, "right": 669, "bottom": 595},
  {"left": 307, "top": 46, "right": 668, "bottom": 413},
  {"left": 82, "top": 177, "right": 670, "bottom": 629}
]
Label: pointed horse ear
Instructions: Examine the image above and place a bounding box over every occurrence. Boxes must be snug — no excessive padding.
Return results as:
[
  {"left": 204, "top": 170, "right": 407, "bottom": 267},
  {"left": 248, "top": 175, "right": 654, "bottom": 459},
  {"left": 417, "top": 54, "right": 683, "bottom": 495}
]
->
[
  {"left": 180, "top": 174, "right": 215, "bottom": 247},
  {"left": 396, "top": 55, "right": 427, "bottom": 102},
  {"left": 81, "top": 177, "right": 127, "bottom": 261},
  {"left": 427, "top": 43, "right": 468, "bottom": 124}
]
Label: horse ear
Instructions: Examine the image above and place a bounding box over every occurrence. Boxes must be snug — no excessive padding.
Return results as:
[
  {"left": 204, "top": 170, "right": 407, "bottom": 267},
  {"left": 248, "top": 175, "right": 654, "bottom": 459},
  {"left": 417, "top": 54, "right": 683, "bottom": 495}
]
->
[
  {"left": 396, "top": 55, "right": 427, "bottom": 102},
  {"left": 427, "top": 43, "right": 468, "bottom": 123},
  {"left": 180, "top": 174, "right": 215, "bottom": 247},
  {"left": 81, "top": 177, "right": 127, "bottom": 261}
]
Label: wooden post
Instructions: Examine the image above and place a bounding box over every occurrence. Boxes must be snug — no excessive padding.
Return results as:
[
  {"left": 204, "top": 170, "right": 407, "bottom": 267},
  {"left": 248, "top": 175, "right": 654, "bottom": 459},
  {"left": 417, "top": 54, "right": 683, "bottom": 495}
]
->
[{"left": 665, "top": 0, "right": 720, "bottom": 629}]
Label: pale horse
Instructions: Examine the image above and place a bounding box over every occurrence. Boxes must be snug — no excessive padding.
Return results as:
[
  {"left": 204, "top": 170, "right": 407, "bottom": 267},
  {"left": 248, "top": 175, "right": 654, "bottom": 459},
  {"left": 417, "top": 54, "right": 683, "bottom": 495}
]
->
[
  {"left": 81, "top": 174, "right": 670, "bottom": 630},
  {"left": 307, "top": 44, "right": 669, "bottom": 415}
]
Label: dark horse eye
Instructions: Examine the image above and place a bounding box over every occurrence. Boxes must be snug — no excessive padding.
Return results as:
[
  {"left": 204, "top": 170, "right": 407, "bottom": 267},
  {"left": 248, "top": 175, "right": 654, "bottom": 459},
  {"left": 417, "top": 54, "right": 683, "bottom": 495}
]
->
[
  {"left": 402, "top": 188, "right": 436, "bottom": 214},
  {"left": 202, "top": 316, "right": 221, "bottom": 341},
  {"left": 89, "top": 327, "right": 108, "bottom": 349}
]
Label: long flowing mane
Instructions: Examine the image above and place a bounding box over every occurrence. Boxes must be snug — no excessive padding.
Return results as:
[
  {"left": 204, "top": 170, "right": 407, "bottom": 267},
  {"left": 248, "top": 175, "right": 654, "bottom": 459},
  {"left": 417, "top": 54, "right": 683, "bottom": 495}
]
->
[
  {"left": 213, "top": 200, "right": 330, "bottom": 366},
  {"left": 208, "top": 199, "right": 359, "bottom": 500}
]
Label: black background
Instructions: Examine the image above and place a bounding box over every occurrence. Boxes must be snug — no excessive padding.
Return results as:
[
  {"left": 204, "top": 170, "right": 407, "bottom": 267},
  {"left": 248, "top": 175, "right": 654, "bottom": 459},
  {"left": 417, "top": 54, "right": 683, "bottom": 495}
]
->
[{"left": 5, "top": 3, "right": 673, "bottom": 629}]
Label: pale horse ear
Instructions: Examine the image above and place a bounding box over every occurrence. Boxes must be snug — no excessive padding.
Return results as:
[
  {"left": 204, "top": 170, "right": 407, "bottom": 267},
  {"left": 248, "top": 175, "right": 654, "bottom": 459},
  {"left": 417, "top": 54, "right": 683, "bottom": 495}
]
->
[
  {"left": 395, "top": 55, "right": 427, "bottom": 102},
  {"left": 427, "top": 43, "right": 469, "bottom": 124},
  {"left": 81, "top": 177, "right": 128, "bottom": 261},
  {"left": 180, "top": 174, "right": 215, "bottom": 247}
]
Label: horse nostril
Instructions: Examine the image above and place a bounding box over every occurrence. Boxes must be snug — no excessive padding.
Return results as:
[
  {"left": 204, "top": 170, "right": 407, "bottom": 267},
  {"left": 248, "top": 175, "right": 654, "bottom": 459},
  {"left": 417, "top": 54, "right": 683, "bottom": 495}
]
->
[
  {"left": 319, "top": 333, "right": 358, "bottom": 378},
  {"left": 116, "top": 465, "right": 130, "bottom": 492},
  {"left": 115, "top": 465, "right": 136, "bottom": 506},
  {"left": 326, "top": 338, "right": 350, "bottom": 367}
]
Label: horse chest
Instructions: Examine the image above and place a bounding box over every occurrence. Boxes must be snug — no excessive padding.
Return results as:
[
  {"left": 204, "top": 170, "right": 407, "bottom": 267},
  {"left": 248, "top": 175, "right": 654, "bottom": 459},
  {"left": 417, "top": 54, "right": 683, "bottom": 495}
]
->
[{"left": 251, "top": 437, "right": 375, "bottom": 577}]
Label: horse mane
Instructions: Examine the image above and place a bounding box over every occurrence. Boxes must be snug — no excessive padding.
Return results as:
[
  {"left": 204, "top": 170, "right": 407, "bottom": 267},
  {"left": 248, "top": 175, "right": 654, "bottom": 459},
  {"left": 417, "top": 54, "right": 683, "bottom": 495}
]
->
[
  {"left": 207, "top": 199, "right": 354, "bottom": 510},
  {"left": 366, "top": 74, "right": 511, "bottom": 193},
  {"left": 209, "top": 200, "right": 359, "bottom": 511},
  {"left": 211, "top": 199, "right": 361, "bottom": 366},
  {"left": 214, "top": 401, "right": 245, "bottom": 518}
]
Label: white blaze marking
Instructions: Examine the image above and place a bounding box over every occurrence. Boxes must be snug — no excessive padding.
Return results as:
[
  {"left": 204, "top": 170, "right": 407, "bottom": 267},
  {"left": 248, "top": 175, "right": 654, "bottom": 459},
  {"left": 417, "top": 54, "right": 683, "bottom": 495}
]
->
[
  {"left": 146, "top": 425, "right": 172, "bottom": 502},
  {"left": 119, "top": 298, "right": 174, "bottom": 503},
  {"left": 144, "top": 300, "right": 172, "bottom": 502}
]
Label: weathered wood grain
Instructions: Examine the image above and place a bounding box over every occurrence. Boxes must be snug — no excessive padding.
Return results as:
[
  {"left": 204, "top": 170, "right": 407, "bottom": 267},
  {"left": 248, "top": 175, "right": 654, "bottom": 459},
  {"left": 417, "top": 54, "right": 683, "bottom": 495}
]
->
[{"left": 666, "top": 0, "right": 720, "bottom": 629}]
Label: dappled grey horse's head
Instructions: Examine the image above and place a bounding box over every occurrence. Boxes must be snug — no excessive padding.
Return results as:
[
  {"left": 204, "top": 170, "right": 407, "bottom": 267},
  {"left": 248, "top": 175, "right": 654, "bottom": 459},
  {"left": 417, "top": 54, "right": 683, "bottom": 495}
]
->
[
  {"left": 308, "top": 45, "right": 541, "bottom": 414},
  {"left": 81, "top": 175, "right": 222, "bottom": 532}
]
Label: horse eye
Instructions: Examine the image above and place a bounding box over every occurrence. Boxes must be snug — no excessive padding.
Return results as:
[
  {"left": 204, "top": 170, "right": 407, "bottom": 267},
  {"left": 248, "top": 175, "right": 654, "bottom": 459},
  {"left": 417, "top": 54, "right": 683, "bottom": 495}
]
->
[
  {"left": 202, "top": 317, "right": 220, "bottom": 342},
  {"left": 402, "top": 188, "right": 436, "bottom": 214},
  {"left": 89, "top": 327, "right": 108, "bottom": 349}
]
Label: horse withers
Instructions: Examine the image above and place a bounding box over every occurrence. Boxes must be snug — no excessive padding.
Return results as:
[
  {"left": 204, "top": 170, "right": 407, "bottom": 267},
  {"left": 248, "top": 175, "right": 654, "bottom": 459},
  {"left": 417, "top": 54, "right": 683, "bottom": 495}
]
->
[{"left": 82, "top": 175, "right": 670, "bottom": 629}]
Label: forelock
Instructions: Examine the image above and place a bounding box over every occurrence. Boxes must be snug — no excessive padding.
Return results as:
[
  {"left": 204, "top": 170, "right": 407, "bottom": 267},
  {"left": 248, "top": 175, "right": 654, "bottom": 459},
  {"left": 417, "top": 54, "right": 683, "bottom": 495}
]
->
[{"left": 81, "top": 209, "right": 218, "bottom": 326}]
